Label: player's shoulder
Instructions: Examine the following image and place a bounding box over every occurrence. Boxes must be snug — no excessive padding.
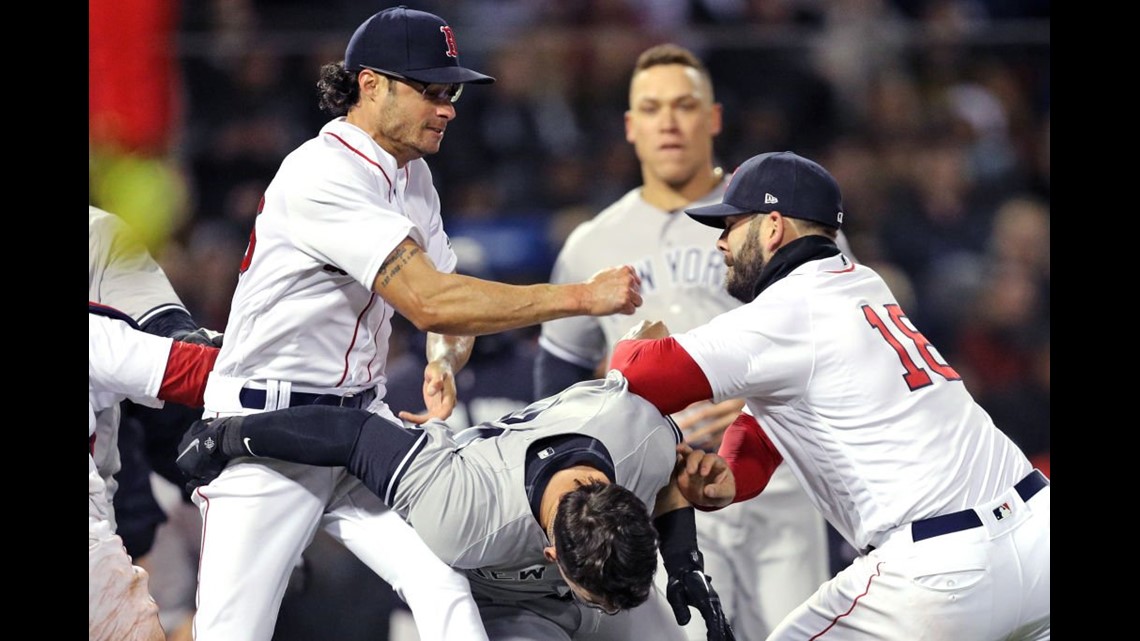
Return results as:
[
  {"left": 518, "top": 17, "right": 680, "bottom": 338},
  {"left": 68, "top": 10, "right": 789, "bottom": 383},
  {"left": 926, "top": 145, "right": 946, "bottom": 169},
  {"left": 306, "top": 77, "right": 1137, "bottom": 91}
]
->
[
  {"left": 88, "top": 205, "right": 124, "bottom": 233},
  {"left": 88, "top": 205, "right": 112, "bottom": 224},
  {"left": 89, "top": 302, "right": 138, "bottom": 329},
  {"left": 560, "top": 188, "right": 644, "bottom": 248},
  {"left": 404, "top": 157, "right": 437, "bottom": 191},
  {"left": 591, "top": 188, "right": 648, "bottom": 228},
  {"left": 293, "top": 119, "right": 399, "bottom": 173}
]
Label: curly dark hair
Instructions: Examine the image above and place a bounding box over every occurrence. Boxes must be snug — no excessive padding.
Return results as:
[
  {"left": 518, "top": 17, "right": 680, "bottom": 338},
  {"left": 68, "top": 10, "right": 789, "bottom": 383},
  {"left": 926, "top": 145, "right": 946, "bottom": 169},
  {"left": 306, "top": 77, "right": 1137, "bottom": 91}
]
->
[
  {"left": 317, "top": 61, "right": 360, "bottom": 117},
  {"left": 552, "top": 480, "right": 659, "bottom": 611}
]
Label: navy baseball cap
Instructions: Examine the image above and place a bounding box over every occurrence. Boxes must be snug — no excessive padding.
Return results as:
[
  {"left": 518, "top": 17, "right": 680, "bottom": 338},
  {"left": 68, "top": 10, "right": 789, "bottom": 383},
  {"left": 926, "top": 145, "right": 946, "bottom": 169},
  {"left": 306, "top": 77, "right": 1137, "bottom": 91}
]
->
[
  {"left": 345, "top": 5, "right": 495, "bottom": 85},
  {"left": 686, "top": 151, "right": 844, "bottom": 229}
]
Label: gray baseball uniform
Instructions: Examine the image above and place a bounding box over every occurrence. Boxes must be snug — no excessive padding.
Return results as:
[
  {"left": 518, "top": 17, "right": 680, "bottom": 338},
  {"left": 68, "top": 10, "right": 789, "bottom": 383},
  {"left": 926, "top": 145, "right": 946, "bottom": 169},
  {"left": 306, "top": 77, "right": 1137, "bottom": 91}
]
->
[
  {"left": 397, "top": 372, "right": 680, "bottom": 591},
  {"left": 89, "top": 205, "right": 192, "bottom": 325},
  {"left": 188, "top": 370, "right": 690, "bottom": 640}
]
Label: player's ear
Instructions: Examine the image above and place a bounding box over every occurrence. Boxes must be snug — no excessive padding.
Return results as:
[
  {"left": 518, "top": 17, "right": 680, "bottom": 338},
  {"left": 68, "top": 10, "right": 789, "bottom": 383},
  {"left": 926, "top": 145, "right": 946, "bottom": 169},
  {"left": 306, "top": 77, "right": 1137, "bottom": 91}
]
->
[
  {"left": 710, "top": 102, "right": 723, "bottom": 137},
  {"left": 543, "top": 546, "right": 557, "bottom": 564},
  {"left": 624, "top": 110, "right": 635, "bottom": 144},
  {"left": 357, "top": 68, "right": 381, "bottom": 98},
  {"left": 766, "top": 211, "right": 788, "bottom": 251}
]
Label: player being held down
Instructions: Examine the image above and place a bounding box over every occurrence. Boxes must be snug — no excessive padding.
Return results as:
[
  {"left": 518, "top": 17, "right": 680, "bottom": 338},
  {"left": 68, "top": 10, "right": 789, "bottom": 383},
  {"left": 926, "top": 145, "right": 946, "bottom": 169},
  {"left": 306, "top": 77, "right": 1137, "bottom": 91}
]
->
[{"left": 177, "top": 367, "right": 737, "bottom": 641}]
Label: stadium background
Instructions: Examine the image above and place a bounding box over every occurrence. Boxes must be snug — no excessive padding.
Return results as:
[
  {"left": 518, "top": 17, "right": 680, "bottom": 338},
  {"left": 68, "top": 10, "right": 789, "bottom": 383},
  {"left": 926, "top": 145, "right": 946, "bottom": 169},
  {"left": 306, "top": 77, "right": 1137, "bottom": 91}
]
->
[{"left": 89, "top": 2, "right": 1049, "bottom": 639}]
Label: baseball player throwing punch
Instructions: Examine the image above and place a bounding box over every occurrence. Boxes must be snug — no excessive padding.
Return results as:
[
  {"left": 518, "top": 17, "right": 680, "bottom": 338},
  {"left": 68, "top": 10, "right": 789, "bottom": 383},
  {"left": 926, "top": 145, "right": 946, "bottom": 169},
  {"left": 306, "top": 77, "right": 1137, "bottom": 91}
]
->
[
  {"left": 610, "top": 151, "right": 1050, "bottom": 640},
  {"left": 89, "top": 303, "right": 218, "bottom": 641},
  {"left": 179, "top": 370, "right": 735, "bottom": 641},
  {"left": 535, "top": 44, "right": 831, "bottom": 639},
  {"left": 192, "top": 6, "right": 641, "bottom": 641}
]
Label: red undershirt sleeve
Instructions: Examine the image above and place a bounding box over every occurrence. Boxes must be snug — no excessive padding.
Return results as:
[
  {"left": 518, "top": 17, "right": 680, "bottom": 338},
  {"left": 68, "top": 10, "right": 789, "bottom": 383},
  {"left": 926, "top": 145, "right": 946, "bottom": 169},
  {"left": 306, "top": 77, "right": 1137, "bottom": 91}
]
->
[
  {"left": 158, "top": 342, "right": 219, "bottom": 407},
  {"left": 718, "top": 412, "right": 782, "bottom": 503},
  {"left": 610, "top": 338, "right": 713, "bottom": 415}
]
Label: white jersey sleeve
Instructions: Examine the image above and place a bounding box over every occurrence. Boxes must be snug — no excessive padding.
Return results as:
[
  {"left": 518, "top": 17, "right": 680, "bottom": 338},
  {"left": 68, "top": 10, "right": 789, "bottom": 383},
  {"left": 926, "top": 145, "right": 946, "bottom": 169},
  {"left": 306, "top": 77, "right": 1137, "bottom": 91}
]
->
[
  {"left": 88, "top": 313, "right": 173, "bottom": 529},
  {"left": 89, "top": 314, "right": 172, "bottom": 425},
  {"left": 277, "top": 138, "right": 420, "bottom": 290}
]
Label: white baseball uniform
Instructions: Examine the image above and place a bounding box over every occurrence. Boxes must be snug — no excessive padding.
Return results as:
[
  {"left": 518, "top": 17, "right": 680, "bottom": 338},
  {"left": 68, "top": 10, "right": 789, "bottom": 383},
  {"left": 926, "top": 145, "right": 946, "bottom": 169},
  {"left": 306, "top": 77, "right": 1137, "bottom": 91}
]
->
[
  {"left": 89, "top": 308, "right": 213, "bottom": 641},
  {"left": 539, "top": 184, "right": 831, "bottom": 639},
  {"left": 614, "top": 249, "right": 1050, "bottom": 640},
  {"left": 195, "top": 117, "right": 486, "bottom": 641}
]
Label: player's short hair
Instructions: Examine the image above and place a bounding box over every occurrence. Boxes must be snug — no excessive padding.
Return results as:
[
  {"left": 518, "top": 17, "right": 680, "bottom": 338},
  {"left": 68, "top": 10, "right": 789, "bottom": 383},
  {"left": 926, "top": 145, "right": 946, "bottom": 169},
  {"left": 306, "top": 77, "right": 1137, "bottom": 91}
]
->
[
  {"left": 788, "top": 217, "right": 839, "bottom": 240},
  {"left": 317, "top": 61, "right": 360, "bottom": 116},
  {"left": 632, "top": 43, "right": 714, "bottom": 101},
  {"left": 552, "top": 480, "right": 658, "bottom": 611}
]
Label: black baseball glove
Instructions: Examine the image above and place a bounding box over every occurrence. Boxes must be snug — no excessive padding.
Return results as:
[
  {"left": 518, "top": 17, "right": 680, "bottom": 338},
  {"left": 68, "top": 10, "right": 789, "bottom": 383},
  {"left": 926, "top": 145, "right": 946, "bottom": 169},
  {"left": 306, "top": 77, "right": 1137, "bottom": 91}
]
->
[
  {"left": 664, "top": 549, "right": 736, "bottom": 641},
  {"left": 175, "top": 416, "right": 240, "bottom": 491},
  {"left": 172, "top": 327, "right": 224, "bottom": 348},
  {"left": 655, "top": 507, "right": 736, "bottom": 641}
]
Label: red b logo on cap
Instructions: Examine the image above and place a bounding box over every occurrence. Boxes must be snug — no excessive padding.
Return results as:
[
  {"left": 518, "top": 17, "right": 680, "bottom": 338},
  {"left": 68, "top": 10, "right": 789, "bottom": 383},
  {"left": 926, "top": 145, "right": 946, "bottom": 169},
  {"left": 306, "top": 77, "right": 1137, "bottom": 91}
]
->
[{"left": 440, "top": 26, "right": 458, "bottom": 58}]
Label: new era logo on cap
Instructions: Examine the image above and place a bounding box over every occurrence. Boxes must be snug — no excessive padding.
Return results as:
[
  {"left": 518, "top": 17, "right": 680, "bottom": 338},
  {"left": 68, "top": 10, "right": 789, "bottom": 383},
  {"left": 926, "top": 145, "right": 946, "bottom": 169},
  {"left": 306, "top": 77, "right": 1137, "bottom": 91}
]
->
[{"left": 685, "top": 151, "right": 844, "bottom": 230}]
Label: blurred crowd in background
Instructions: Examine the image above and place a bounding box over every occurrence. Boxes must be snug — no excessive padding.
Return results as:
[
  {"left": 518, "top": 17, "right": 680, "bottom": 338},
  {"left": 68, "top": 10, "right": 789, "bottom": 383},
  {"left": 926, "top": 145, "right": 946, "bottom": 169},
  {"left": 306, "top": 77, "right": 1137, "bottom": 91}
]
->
[{"left": 90, "top": 0, "right": 1049, "bottom": 469}]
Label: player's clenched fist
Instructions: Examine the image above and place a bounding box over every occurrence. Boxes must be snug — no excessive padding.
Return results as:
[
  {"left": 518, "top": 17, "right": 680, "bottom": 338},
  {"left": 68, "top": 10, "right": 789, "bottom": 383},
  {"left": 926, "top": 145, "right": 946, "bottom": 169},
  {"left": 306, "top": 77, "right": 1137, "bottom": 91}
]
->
[{"left": 583, "top": 265, "right": 643, "bottom": 315}]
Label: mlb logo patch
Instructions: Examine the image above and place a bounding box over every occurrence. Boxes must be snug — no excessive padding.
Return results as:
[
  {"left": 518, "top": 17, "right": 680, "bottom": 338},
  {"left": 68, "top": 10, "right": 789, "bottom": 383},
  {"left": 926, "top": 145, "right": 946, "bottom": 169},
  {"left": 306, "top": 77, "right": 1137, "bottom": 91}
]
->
[{"left": 992, "top": 502, "right": 1012, "bottom": 521}]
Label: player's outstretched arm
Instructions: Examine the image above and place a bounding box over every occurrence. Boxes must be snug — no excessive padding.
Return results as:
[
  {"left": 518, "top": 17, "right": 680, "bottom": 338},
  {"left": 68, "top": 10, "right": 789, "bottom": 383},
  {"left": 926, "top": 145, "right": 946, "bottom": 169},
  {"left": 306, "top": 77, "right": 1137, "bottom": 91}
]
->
[{"left": 372, "top": 238, "right": 642, "bottom": 335}]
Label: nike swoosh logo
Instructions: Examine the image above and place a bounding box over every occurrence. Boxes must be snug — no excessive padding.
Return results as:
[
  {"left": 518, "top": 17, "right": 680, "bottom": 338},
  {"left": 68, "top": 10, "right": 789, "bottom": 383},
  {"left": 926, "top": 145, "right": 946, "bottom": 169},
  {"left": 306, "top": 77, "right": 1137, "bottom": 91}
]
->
[
  {"left": 243, "top": 437, "right": 257, "bottom": 456},
  {"left": 176, "top": 438, "right": 200, "bottom": 462}
]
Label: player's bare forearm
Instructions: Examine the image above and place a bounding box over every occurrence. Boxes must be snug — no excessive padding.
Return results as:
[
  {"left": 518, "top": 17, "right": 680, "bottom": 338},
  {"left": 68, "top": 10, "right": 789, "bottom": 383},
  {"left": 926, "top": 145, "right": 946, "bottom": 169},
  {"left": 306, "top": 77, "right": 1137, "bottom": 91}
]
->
[
  {"left": 652, "top": 476, "right": 692, "bottom": 518},
  {"left": 373, "top": 238, "right": 642, "bottom": 335}
]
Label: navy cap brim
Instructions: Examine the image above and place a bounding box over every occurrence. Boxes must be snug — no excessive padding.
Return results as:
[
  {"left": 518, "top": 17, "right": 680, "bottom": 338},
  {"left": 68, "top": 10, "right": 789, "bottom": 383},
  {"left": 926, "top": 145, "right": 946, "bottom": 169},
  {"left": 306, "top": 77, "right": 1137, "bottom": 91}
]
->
[
  {"left": 405, "top": 66, "right": 496, "bottom": 85},
  {"left": 684, "top": 201, "right": 754, "bottom": 229}
]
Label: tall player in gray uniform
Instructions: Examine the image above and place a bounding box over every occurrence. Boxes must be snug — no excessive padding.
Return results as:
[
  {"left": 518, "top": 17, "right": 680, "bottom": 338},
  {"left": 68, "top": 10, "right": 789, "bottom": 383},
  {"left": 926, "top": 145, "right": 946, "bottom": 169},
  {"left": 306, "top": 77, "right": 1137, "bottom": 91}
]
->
[
  {"left": 534, "top": 44, "right": 832, "bottom": 639},
  {"left": 177, "top": 371, "right": 735, "bottom": 641}
]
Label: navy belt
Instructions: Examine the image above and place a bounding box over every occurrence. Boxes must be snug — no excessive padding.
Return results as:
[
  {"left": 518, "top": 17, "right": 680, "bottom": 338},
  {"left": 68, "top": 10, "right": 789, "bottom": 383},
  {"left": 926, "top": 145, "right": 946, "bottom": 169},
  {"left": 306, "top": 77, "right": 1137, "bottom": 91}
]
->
[
  {"left": 238, "top": 387, "right": 377, "bottom": 410},
  {"left": 911, "top": 469, "right": 1048, "bottom": 542}
]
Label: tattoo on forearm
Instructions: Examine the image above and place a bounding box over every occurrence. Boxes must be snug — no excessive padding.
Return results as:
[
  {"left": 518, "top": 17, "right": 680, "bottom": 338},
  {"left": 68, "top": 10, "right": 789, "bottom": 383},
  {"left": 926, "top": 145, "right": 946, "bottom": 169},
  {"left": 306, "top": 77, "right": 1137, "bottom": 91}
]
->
[{"left": 378, "top": 245, "right": 420, "bottom": 288}]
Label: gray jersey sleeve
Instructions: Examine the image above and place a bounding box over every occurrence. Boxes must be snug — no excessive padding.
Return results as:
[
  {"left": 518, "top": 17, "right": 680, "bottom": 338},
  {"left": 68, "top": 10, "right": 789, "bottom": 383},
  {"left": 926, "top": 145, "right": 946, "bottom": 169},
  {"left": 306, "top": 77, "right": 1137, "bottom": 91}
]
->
[
  {"left": 88, "top": 206, "right": 189, "bottom": 325},
  {"left": 538, "top": 220, "right": 607, "bottom": 369}
]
